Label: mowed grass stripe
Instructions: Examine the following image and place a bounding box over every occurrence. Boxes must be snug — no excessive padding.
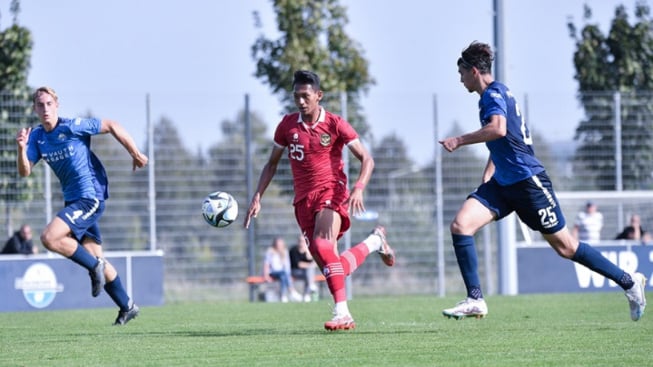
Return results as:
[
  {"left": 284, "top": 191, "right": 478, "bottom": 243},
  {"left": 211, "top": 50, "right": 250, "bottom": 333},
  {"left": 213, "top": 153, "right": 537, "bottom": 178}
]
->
[{"left": 0, "top": 293, "right": 650, "bottom": 367}]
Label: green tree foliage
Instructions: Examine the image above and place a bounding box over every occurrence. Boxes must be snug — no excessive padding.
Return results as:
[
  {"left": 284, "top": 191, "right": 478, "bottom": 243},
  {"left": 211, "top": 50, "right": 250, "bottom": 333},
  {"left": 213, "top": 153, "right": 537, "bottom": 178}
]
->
[
  {"left": 251, "top": 0, "right": 375, "bottom": 139},
  {"left": 0, "top": 0, "right": 35, "bottom": 234},
  {"left": 0, "top": 0, "right": 30, "bottom": 90},
  {"left": 568, "top": 3, "right": 653, "bottom": 190}
]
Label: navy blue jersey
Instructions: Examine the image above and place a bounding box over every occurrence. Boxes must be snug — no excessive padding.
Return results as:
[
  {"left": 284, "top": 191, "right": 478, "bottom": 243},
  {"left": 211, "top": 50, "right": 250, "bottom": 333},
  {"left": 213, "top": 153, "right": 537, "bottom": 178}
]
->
[
  {"left": 479, "top": 82, "right": 544, "bottom": 185},
  {"left": 26, "top": 117, "right": 108, "bottom": 202}
]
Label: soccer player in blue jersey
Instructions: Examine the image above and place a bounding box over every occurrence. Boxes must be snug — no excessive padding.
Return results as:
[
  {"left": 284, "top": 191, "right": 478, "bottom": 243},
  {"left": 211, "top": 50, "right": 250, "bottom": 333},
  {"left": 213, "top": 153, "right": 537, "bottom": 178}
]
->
[
  {"left": 16, "top": 86, "right": 148, "bottom": 325},
  {"left": 438, "top": 41, "right": 647, "bottom": 321}
]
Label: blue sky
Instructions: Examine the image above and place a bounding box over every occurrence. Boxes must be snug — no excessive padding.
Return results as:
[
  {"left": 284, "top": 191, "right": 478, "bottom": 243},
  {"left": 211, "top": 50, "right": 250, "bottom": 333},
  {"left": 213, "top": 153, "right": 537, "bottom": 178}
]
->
[{"left": 2, "top": 0, "right": 640, "bottom": 164}]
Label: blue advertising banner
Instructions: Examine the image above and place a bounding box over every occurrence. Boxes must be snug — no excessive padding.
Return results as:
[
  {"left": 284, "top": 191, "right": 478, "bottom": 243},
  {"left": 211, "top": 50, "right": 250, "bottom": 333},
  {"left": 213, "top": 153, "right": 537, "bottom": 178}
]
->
[
  {"left": 0, "top": 251, "right": 164, "bottom": 312},
  {"left": 518, "top": 245, "right": 652, "bottom": 293}
]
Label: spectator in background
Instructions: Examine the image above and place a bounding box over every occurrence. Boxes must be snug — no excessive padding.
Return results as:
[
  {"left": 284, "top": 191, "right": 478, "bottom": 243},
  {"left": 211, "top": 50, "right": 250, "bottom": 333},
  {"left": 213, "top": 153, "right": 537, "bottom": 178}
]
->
[
  {"left": 2, "top": 224, "right": 37, "bottom": 255},
  {"left": 289, "top": 233, "right": 317, "bottom": 302},
  {"left": 573, "top": 201, "right": 603, "bottom": 244},
  {"left": 263, "top": 237, "right": 301, "bottom": 303},
  {"left": 615, "top": 214, "right": 651, "bottom": 244}
]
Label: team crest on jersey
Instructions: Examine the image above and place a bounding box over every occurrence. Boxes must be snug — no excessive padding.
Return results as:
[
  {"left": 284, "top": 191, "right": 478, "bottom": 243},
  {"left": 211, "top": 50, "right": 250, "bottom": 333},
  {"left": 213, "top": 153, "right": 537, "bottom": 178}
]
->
[
  {"left": 320, "top": 134, "right": 331, "bottom": 146},
  {"left": 292, "top": 133, "right": 299, "bottom": 142},
  {"left": 58, "top": 133, "right": 66, "bottom": 141}
]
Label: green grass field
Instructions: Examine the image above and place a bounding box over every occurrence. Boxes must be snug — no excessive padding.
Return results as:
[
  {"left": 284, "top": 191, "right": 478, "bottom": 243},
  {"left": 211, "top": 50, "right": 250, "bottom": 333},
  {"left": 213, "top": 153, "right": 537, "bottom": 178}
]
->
[{"left": 0, "top": 293, "right": 651, "bottom": 367}]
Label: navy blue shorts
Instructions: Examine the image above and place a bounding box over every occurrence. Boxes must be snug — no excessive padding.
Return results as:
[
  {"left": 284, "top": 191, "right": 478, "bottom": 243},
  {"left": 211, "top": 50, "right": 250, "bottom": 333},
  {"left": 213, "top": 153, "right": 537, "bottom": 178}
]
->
[
  {"left": 469, "top": 171, "right": 566, "bottom": 234},
  {"left": 56, "top": 198, "right": 105, "bottom": 244}
]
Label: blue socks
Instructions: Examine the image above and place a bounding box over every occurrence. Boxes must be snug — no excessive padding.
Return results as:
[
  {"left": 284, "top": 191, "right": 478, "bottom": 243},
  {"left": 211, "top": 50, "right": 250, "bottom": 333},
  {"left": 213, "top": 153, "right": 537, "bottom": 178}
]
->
[
  {"left": 104, "top": 276, "right": 131, "bottom": 311},
  {"left": 572, "top": 242, "right": 634, "bottom": 290},
  {"left": 452, "top": 234, "right": 483, "bottom": 299},
  {"left": 69, "top": 244, "right": 99, "bottom": 270},
  {"left": 70, "top": 246, "right": 131, "bottom": 309}
]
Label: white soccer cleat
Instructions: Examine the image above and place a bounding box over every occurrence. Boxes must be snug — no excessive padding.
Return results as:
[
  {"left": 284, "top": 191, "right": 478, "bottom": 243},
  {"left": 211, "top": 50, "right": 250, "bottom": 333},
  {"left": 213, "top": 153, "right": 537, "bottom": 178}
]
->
[
  {"left": 625, "top": 272, "right": 647, "bottom": 321},
  {"left": 442, "top": 298, "right": 488, "bottom": 320},
  {"left": 371, "top": 226, "right": 395, "bottom": 267},
  {"left": 324, "top": 313, "right": 356, "bottom": 331}
]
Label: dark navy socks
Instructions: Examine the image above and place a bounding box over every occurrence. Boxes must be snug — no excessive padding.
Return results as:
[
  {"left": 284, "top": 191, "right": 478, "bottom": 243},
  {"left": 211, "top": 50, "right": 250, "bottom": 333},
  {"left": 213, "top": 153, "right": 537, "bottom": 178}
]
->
[
  {"left": 572, "top": 242, "right": 634, "bottom": 290},
  {"left": 452, "top": 234, "right": 484, "bottom": 299}
]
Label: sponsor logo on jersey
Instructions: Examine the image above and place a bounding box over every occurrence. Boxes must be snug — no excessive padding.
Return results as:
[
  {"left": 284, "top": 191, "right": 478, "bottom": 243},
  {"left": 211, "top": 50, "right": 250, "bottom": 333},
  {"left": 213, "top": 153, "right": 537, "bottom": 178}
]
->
[
  {"left": 42, "top": 145, "right": 75, "bottom": 163},
  {"left": 14, "top": 263, "right": 64, "bottom": 309},
  {"left": 320, "top": 134, "right": 331, "bottom": 146}
]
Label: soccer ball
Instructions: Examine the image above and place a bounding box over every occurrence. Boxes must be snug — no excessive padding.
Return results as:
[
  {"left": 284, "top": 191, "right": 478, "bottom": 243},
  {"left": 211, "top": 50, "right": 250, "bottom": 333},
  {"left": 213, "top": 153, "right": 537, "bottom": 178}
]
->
[{"left": 202, "top": 191, "right": 238, "bottom": 228}]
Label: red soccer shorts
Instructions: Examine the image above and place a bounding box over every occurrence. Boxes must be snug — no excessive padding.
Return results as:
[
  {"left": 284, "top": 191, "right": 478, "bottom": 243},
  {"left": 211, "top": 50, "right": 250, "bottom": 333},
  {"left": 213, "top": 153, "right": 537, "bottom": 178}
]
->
[{"left": 294, "top": 183, "right": 351, "bottom": 240}]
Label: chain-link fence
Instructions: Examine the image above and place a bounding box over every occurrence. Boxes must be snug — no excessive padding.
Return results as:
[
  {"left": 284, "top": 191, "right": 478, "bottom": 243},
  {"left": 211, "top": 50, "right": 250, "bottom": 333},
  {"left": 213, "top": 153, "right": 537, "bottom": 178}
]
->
[{"left": 1, "top": 90, "right": 652, "bottom": 302}]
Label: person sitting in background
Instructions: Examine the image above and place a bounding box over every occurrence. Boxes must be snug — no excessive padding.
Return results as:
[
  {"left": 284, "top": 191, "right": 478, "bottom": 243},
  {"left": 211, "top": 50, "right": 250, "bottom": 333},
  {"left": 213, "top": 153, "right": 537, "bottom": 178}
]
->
[
  {"left": 262, "top": 237, "right": 301, "bottom": 302},
  {"left": 615, "top": 214, "right": 651, "bottom": 244},
  {"left": 289, "top": 233, "right": 317, "bottom": 302},
  {"left": 2, "top": 224, "right": 37, "bottom": 255}
]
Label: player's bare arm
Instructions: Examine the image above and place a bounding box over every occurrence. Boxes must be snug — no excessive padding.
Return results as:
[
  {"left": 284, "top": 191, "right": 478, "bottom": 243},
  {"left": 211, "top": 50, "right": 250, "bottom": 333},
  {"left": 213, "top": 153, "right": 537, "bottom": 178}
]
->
[
  {"left": 346, "top": 140, "right": 374, "bottom": 216},
  {"left": 244, "top": 146, "right": 284, "bottom": 228},
  {"left": 100, "top": 119, "right": 148, "bottom": 170},
  {"left": 16, "top": 127, "right": 34, "bottom": 177},
  {"left": 439, "top": 115, "right": 506, "bottom": 152}
]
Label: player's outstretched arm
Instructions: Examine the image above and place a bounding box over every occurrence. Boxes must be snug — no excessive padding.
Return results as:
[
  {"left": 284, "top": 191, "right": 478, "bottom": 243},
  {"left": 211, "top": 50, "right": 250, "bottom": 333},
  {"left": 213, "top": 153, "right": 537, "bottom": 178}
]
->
[
  {"left": 244, "top": 146, "right": 284, "bottom": 229},
  {"left": 16, "top": 127, "right": 34, "bottom": 177},
  {"left": 100, "top": 119, "right": 148, "bottom": 170},
  {"left": 439, "top": 115, "right": 506, "bottom": 152}
]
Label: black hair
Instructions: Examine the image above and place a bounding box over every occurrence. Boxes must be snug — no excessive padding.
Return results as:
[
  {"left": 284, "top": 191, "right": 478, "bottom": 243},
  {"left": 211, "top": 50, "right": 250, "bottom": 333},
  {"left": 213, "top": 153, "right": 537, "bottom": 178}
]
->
[
  {"left": 457, "top": 41, "right": 494, "bottom": 74},
  {"left": 292, "top": 70, "right": 321, "bottom": 90}
]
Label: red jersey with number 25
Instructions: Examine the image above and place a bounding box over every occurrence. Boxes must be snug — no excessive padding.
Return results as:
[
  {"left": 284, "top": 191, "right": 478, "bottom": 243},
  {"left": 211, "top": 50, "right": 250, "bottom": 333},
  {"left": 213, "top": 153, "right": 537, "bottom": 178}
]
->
[{"left": 273, "top": 107, "right": 359, "bottom": 204}]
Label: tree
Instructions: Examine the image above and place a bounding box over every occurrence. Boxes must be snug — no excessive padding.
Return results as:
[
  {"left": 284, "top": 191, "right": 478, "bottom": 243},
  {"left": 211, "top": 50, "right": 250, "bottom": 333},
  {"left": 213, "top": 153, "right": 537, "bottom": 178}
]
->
[
  {"left": 0, "top": 0, "right": 35, "bottom": 235},
  {"left": 251, "top": 0, "right": 375, "bottom": 139},
  {"left": 568, "top": 3, "right": 653, "bottom": 190}
]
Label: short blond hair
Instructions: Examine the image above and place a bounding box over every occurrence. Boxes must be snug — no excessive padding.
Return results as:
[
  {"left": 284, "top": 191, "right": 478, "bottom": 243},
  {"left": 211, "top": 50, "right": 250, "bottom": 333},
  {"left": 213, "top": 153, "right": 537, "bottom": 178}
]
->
[{"left": 32, "top": 86, "right": 58, "bottom": 105}]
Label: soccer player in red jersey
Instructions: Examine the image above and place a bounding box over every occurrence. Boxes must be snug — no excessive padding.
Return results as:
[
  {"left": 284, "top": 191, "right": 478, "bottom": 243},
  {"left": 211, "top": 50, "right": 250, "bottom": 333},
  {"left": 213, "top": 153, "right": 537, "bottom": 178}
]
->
[{"left": 244, "top": 70, "right": 395, "bottom": 331}]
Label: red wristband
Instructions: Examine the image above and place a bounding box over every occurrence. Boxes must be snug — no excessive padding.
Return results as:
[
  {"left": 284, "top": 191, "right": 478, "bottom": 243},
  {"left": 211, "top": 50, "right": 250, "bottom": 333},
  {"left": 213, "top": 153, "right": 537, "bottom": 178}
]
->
[{"left": 354, "top": 181, "right": 365, "bottom": 190}]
